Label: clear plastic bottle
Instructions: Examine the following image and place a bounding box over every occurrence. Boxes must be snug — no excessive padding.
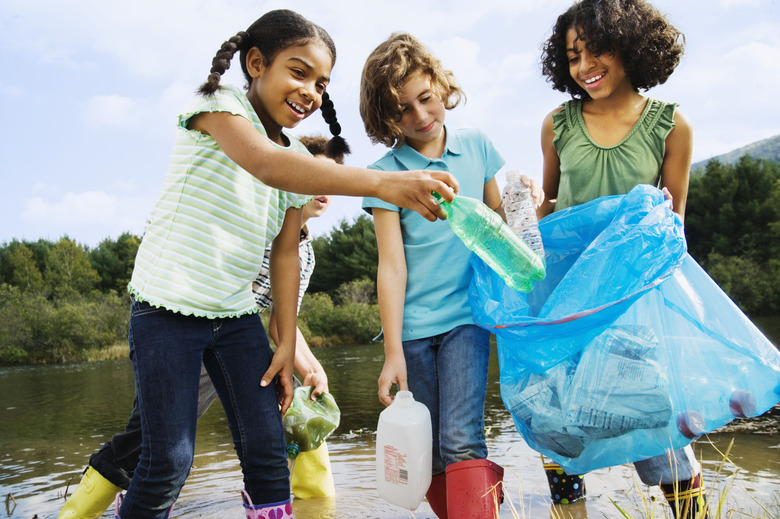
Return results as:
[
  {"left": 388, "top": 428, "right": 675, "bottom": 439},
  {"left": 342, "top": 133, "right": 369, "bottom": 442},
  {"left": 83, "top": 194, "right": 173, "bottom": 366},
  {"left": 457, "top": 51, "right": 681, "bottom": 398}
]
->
[
  {"left": 502, "top": 170, "right": 545, "bottom": 261},
  {"left": 433, "top": 192, "right": 546, "bottom": 292},
  {"left": 376, "top": 391, "right": 432, "bottom": 510}
]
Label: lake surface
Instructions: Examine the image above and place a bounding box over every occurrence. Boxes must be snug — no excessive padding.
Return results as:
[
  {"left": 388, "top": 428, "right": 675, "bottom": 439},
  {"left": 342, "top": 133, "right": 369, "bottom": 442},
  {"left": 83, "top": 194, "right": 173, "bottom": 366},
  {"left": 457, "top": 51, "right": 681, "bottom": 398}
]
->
[{"left": 1, "top": 341, "right": 778, "bottom": 519}]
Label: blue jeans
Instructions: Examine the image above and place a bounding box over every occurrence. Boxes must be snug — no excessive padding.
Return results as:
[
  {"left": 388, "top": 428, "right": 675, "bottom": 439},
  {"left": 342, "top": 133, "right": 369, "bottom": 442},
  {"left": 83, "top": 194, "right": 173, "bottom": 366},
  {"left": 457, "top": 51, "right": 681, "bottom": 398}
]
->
[
  {"left": 119, "top": 300, "right": 288, "bottom": 519},
  {"left": 634, "top": 445, "right": 701, "bottom": 486},
  {"left": 403, "top": 324, "right": 491, "bottom": 474},
  {"left": 91, "top": 365, "right": 218, "bottom": 489}
]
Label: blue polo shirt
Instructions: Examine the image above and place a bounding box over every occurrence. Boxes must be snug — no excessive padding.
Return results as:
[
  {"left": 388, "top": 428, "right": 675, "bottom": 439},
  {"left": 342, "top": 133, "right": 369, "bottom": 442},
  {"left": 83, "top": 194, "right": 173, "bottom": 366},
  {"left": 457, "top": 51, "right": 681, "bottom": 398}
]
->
[{"left": 363, "top": 127, "right": 505, "bottom": 341}]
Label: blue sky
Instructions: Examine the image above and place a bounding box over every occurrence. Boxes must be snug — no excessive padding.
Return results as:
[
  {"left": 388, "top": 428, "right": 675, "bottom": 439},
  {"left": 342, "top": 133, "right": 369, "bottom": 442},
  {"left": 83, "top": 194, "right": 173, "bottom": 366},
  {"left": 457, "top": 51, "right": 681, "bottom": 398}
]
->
[{"left": 1, "top": 0, "right": 778, "bottom": 247}]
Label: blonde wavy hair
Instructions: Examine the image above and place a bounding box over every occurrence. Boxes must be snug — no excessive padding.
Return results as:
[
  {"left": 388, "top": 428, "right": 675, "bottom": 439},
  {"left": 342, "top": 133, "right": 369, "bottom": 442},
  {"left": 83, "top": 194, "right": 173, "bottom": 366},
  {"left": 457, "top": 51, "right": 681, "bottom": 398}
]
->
[{"left": 359, "top": 33, "right": 464, "bottom": 149}]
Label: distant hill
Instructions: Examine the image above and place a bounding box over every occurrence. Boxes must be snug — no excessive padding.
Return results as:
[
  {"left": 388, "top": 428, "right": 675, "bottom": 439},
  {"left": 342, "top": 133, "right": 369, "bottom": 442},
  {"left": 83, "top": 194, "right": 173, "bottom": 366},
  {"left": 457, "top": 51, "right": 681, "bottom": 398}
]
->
[{"left": 692, "top": 134, "right": 780, "bottom": 174}]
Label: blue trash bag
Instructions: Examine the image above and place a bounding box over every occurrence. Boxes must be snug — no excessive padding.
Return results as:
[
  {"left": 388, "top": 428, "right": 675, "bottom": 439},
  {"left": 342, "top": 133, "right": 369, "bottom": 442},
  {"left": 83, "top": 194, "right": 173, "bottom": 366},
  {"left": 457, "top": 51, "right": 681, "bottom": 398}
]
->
[{"left": 469, "top": 184, "right": 780, "bottom": 474}]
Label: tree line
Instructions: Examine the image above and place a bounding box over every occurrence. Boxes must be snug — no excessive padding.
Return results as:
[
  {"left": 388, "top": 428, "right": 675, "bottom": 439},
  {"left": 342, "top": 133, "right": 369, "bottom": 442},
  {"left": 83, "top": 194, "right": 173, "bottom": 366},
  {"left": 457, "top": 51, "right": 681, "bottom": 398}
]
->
[
  {"left": 1, "top": 155, "right": 777, "bottom": 364},
  {"left": 685, "top": 156, "right": 779, "bottom": 315}
]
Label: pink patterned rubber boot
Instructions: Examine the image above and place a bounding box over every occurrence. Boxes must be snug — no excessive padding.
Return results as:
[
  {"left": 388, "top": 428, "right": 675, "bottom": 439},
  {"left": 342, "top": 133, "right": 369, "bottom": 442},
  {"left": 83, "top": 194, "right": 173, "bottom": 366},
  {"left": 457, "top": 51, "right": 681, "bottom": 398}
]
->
[{"left": 241, "top": 490, "right": 294, "bottom": 519}]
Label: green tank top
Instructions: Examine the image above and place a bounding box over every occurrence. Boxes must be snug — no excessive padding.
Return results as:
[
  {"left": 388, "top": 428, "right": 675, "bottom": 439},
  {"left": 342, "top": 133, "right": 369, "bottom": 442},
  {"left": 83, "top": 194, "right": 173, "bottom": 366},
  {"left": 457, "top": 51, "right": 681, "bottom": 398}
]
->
[{"left": 553, "top": 98, "right": 677, "bottom": 212}]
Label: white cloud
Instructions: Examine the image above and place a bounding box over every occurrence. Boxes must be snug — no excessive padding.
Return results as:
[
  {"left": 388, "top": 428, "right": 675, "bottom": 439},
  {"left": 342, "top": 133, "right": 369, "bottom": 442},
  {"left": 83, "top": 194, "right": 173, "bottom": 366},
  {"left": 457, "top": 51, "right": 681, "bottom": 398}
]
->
[
  {"left": 20, "top": 189, "right": 156, "bottom": 246},
  {"left": 82, "top": 95, "right": 146, "bottom": 129},
  {"left": 24, "top": 191, "right": 120, "bottom": 225}
]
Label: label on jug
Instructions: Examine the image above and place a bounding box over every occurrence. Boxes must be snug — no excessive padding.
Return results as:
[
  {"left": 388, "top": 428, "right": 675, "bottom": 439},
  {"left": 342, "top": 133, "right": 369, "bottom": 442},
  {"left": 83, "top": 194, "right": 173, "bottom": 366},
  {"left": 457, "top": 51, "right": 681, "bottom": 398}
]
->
[{"left": 383, "top": 444, "right": 408, "bottom": 485}]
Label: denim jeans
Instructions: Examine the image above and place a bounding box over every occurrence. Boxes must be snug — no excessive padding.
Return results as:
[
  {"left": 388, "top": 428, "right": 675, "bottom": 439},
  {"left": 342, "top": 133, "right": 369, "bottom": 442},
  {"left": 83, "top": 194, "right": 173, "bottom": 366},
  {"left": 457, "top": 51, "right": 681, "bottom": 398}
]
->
[
  {"left": 119, "top": 300, "right": 288, "bottom": 519},
  {"left": 403, "top": 324, "right": 491, "bottom": 474},
  {"left": 634, "top": 445, "right": 701, "bottom": 486},
  {"left": 91, "top": 365, "right": 218, "bottom": 489}
]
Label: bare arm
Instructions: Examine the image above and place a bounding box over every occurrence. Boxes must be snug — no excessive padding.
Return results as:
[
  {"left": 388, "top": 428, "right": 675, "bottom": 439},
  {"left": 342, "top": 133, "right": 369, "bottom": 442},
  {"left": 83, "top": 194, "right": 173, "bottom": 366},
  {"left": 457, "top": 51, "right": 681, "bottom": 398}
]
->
[
  {"left": 661, "top": 110, "right": 693, "bottom": 222},
  {"left": 538, "top": 108, "right": 562, "bottom": 220},
  {"left": 262, "top": 207, "right": 302, "bottom": 415},
  {"left": 188, "top": 112, "right": 458, "bottom": 221},
  {"left": 373, "top": 208, "right": 409, "bottom": 407},
  {"left": 483, "top": 176, "right": 506, "bottom": 222},
  {"left": 269, "top": 314, "right": 329, "bottom": 398}
]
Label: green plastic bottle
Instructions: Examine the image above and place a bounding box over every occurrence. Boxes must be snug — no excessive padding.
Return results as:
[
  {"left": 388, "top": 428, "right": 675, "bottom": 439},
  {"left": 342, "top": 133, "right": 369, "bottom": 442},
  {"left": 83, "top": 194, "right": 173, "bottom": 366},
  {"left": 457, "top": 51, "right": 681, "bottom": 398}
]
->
[
  {"left": 283, "top": 386, "right": 341, "bottom": 458},
  {"left": 433, "top": 192, "right": 546, "bottom": 292}
]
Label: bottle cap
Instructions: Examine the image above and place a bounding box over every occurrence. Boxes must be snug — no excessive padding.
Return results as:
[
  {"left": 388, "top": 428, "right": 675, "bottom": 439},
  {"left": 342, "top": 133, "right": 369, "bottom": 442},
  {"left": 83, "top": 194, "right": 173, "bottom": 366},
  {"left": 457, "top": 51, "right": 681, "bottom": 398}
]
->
[
  {"left": 393, "top": 390, "right": 414, "bottom": 407},
  {"left": 505, "top": 170, "right": 523, "bottom": 184},
  {"left": 287, "top": 444, "right": 300, "bottom": 459},
  {"left": 729, "top": 389, "right": 757, "bottom": 418},
  {"left": 677, "top": 411, "right": 706, "bottom": 439}
]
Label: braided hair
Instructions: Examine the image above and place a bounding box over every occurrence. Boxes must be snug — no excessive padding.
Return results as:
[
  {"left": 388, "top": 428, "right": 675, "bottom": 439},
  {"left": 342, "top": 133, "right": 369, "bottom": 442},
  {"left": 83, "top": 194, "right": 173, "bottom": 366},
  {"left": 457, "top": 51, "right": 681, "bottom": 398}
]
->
[
  {"left": 319, "top": 91, "right": 350, "bottom": 159},
  {"left": 197, "top": 9, "right": 348, "bottom": 152}
]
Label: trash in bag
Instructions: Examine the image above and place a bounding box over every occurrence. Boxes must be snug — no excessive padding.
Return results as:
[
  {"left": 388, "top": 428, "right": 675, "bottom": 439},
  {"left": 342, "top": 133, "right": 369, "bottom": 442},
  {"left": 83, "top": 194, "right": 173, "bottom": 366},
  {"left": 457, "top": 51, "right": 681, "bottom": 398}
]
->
[
  {"left": 283, "top": 386, "right": 341, "bottom": 457},
  {"left": 469, "top": 184, "right": 780, "bottom": 474}
]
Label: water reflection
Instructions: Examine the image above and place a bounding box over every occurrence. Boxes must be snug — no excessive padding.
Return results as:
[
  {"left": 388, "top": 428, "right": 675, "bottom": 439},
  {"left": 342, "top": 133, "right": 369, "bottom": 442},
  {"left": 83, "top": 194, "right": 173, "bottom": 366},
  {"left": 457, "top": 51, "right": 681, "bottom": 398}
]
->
[{"left": 1, "top": 343, "right": 778, "bottom": 518}]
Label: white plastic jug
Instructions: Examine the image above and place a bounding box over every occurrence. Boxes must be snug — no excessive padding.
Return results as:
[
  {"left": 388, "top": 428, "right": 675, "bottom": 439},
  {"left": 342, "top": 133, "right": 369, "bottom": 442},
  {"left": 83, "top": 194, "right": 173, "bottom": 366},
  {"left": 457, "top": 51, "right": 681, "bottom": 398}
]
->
[{"left": 376, "top": 390, "right": 432, "bottom": 510}]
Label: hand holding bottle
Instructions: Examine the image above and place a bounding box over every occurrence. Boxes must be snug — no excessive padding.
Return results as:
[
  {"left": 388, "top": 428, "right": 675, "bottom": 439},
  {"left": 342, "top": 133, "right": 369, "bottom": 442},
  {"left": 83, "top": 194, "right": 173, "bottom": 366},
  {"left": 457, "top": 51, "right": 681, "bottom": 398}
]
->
[{"left": 434, "top": 192, "right": 545, "bottom": 292}]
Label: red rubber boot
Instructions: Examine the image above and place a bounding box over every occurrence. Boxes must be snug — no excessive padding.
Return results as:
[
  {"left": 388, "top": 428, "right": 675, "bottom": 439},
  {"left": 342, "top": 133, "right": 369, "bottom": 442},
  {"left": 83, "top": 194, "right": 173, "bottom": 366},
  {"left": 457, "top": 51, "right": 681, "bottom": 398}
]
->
[
  {"left": 426, "top": 472, "right": 448, "bottom": 518},
  {"left": 445, "top": 459, "right": 503, "bottom": 519}
]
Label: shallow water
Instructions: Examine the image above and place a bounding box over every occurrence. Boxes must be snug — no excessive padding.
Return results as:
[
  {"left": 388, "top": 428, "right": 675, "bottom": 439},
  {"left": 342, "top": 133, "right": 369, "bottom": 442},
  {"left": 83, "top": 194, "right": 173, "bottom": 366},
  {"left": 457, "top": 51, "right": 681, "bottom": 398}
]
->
[{"left": 1, "top": 342, "right": 778, "bottom": 518}]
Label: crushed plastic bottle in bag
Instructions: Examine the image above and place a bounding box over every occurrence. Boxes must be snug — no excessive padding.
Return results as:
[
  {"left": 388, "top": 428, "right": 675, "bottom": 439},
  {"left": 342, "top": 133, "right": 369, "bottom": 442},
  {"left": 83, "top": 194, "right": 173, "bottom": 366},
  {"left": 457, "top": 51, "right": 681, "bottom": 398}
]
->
[{"left": 283, "top": 386, "right": 340, "bottom": 458}]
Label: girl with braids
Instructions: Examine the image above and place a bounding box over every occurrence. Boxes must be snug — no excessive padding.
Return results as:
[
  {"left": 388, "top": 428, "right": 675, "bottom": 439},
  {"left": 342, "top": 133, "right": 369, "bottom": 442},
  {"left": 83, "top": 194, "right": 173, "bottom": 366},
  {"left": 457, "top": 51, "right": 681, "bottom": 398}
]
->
[
  {"left": 64, "top": 9, "right": 458, "bottom": 519},
  {"left": 536, "top": 1, "right": 705, "bottom": 518},
  {"left": 56, "top": 137, "right": 346, "bottom": 519}
]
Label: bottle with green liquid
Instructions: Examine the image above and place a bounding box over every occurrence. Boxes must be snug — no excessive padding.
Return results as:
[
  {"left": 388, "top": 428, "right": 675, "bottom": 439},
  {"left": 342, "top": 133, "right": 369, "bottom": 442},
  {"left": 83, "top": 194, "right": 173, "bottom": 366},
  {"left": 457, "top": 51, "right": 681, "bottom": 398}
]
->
[
  {"left": 433, "top": 192, "right": 545, "bottom": 292},
  {"left": 284, "top": 386, "right": 340, "bottom": 459}
]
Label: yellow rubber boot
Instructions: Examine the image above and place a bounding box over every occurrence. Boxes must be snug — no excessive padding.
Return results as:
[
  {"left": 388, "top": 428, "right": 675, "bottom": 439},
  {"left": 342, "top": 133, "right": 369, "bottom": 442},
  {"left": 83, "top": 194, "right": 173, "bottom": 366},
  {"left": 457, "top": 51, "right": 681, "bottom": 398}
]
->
[
  {"left": 290, "top": 441, "right": 335, "bottom": 498},
  {"left": 58, "top": 466, "right": 122, "bottom": 519}
]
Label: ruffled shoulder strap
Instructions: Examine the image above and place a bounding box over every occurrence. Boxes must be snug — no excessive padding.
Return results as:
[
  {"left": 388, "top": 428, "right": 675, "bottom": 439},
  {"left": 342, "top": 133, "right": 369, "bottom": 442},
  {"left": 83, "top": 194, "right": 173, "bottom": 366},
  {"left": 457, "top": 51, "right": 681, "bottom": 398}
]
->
[
  {"left": 641, "top": 98, "right": 678, "bottom": 142},
  {"left": 551, "top": 100, "right": 580, "bottom": 149}
]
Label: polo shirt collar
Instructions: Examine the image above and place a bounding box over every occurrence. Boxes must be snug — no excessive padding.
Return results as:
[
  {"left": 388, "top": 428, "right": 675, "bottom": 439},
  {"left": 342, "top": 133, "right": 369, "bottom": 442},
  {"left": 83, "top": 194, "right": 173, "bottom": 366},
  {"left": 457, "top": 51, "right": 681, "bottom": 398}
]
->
[{"left": 391, "top": 126, "right": 463, "bottom": 170}]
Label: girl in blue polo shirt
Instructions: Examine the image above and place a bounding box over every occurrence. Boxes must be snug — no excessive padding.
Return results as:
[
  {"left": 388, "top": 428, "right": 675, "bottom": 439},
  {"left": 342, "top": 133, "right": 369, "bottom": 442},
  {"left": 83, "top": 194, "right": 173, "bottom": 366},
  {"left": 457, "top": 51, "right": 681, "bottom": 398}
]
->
[{"left": 360, "top": 32, "right": 541, "bottom": 519}]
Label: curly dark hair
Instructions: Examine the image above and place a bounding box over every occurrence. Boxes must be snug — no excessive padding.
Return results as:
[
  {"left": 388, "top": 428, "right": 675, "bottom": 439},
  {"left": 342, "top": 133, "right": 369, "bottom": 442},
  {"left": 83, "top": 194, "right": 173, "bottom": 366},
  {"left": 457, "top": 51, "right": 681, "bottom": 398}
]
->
[
  {"left": 540, "top": 0, "right": 685, "bottom": 99},
  {"left": 298, "top": 133, "right": 350, "bottom": 164}
]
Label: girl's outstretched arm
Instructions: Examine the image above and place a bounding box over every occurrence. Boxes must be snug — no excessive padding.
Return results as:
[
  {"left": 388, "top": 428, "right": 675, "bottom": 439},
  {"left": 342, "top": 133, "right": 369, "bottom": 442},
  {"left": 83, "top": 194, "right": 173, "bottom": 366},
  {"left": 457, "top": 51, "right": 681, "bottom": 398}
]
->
[
  {"left": 263, "top": 207, "right": 302, "bottom": 415},
  {"left": 661, "top": 110, "right": 693, "bottom": 221},
  {"left": 188, "top": 112, "right": 458, "bottom": 221},
  {"left": 373, "top": 208, "right": 409, "bottom": 407},
  {"left": 538, "top": 108, "right": 562, "bottom": 220}
]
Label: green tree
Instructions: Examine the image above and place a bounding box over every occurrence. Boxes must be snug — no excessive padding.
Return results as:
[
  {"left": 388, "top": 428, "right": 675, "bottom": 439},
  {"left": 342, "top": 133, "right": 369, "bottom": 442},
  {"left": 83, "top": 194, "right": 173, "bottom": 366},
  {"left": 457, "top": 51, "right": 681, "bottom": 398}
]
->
[
  {"left": 298, "top": 291, "right": 381, "bottom": 345},
  {"left": 309, "top": 215, "right": 379, "bottom": 295},
  {"left": 1, "top": 242, "right": 44, "bottom": 293},
  {"left": 685, "top": 155, "right": 780, "bottom": 315},
  {"left": 89, "top": 232, "right": 140, "bottom": 294},
  {"left": 686, "top": 156, "right": 779, "bottom": 263},
  {"left": 335, "top": 278, "right": 377, "bottom": 305},
  {"left": 704, "top": 253, "right": 777, "bottom": 315},
  {"left": 0, "top": 238, "right": 51, "bottom": 285},
  {"left": 43, "top": 237, "right": 101, "bottom": 299}
]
